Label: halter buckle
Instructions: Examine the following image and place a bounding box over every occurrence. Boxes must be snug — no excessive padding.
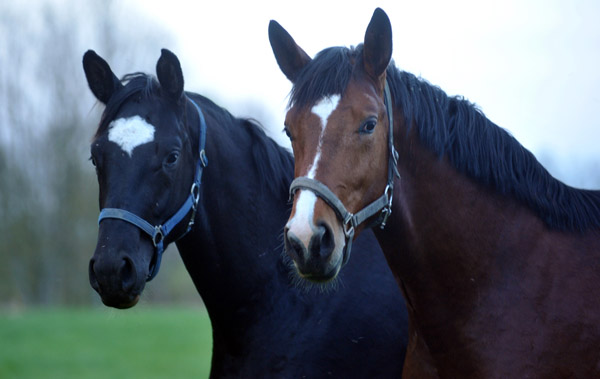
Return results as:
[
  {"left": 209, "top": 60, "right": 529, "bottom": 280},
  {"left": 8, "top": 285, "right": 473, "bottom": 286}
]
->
[
  {"left": 379, "top": 208, "right": 391, "bottom": 229},
  {"left": 380, "top": 184, "right": 394, "bottom": 229},
  {"left": 384, "top": 184, "right": 393, "bottom": 206},
  {"left": 199, "top": 149, "right": 208, "bottom": 168},
  {"left": 191, "top": 182, "right": 200, "bottom": 211},
  {"left": 186, "top": 183, "right": 200, "bottom": 231}
]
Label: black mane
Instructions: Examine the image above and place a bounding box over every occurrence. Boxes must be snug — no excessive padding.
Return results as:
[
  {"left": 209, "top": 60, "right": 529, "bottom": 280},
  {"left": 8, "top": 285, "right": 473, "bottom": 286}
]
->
[
  {"left": 290, "top": 46, "right": 600, "bottom": 232},
  {"left": 239, "top": 116, "right": 294, "bottom": 196},
  {"left": 185, "top": 95, "right": 294, "bottom": 198}
]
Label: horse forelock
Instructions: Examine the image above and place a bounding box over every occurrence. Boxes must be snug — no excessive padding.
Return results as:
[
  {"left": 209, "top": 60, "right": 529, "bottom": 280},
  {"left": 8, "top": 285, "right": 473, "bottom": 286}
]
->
[
  {"left": 289, "top": 45, "right": 362, "bottom": 109},
  {"left": 93, "top": 73, "right": 160, "bottom": 141}
]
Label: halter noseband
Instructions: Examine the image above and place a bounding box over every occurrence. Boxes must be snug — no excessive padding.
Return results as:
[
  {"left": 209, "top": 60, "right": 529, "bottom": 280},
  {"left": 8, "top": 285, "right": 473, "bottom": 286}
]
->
[
  {"left": 289, "top": 80, "right": 399, "bottom": 264},
  {"left": 98, "top": 98, "right": 208, "bottom": 281}
]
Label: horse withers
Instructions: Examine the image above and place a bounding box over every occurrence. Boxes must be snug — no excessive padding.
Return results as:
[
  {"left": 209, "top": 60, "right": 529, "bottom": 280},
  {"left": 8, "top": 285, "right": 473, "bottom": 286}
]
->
[
  {"left": 83, "top": 49, "right": 408, "bottom": 377},
  {"left": 270, "top": 8, "right": 600, "bottom": 378}
]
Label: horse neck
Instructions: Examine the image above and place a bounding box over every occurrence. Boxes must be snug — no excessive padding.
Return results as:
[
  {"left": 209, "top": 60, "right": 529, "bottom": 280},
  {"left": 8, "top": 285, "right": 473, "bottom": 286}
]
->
[
  {"left": 377, "top": 120, "right": 545, "bottom": 335},
  {"left": 376, "top": 121, "right": 600, "bottom": 375},
  {"left": 175, "top": 110, "right": 292, "bottom": 326}
]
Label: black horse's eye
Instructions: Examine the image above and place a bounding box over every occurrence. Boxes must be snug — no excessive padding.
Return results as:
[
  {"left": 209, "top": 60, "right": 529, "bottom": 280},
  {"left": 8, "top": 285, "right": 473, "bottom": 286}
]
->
[
  {"left": 89, "top": 156, "right": 97, "bottom": 167},
  {"left": 359, "top": 117, "right": 378, "bottom": 134},
  {"left": 164, "top": 151, "right": 180, "bottom": 166}
]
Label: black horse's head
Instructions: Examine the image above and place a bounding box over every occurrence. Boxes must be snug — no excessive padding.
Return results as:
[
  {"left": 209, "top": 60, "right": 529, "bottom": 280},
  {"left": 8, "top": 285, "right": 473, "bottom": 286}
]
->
[{"left": 83, "top": 49, "right": 201, "bottom": 308}]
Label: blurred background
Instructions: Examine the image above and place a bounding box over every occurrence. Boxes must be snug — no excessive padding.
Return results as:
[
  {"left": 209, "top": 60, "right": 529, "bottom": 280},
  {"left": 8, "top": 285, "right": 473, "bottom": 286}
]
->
[{"left": 0, "top": 0, "right": 598, "bottom": 377}]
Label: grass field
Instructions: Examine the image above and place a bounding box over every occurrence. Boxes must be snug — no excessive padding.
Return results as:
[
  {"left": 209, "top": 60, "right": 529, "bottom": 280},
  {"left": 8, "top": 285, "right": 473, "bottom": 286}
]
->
[{"left": 0, "top": 305, "right": 212, "bottom": 378}]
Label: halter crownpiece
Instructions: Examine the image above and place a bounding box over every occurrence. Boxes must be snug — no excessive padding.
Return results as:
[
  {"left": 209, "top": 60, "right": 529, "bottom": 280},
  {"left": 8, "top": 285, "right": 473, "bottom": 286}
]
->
[
  {"left": 289, "top": 80, "right": 399, "bottom": 263},
  {"left": 98, "top": 98, "right": 208, "bottom": 281}
]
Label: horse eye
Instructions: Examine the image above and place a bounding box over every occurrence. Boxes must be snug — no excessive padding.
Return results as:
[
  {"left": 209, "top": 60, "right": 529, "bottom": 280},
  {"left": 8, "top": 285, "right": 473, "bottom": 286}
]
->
[
  {"left": 360, "top": 117, "right": 378, "bottom": 134},
  {"left": 283, "top": 126, "right": 293, "bottom": 140},
  {"left": 164, "top": 151, "right": 179, "bottom": 166},
  {"left": 89, "top": 156, "right": 97, "bottom": 167}
]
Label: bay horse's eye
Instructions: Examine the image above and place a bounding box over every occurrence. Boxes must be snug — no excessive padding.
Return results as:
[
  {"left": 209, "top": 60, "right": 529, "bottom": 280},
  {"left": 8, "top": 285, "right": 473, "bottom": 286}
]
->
[
  {"left": 359, "top": 117, "right": 378, "bottom": 134},
  {"left": 164, "top": 151, "right": 180, "bottom": 167},
  {"left": 283, "top": 126, "right": 293, "bottom": 140}
]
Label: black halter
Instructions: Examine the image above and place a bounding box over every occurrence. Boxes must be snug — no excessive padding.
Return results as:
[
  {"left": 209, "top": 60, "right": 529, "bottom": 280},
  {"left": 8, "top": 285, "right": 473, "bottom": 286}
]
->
[
  {"left": 289, "top": 80, "right": 399, "bottom": 264},
  {"left": 98, "top": 98, "right": 208, "bottom": 281}
]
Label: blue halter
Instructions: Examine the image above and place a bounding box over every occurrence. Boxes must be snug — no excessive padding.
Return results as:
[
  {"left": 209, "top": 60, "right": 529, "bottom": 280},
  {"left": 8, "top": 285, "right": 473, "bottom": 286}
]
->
[{"left": 98, "top": 98, "right": 208, "bottom": 281}]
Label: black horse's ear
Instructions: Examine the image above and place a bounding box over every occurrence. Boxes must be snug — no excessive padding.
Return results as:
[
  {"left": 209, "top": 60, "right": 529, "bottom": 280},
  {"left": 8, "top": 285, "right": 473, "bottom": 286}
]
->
[
  {"left": 363, "top": 8, "right": 393, "bottom": 80},
  {"left": 268, "top": 20, "right": 311, "bottom": 83},
  {"left": 83, "top": 50, "right": 122, "bottom": 104},
  {"left": 156, "top": 48, "right": 184, "bottom": 101}
]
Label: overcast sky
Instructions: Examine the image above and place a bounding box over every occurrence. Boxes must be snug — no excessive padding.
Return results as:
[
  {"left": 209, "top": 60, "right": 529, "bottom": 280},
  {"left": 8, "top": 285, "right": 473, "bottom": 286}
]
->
[{"left": 121, "top": 1, "right": 599, "bottom": 186}]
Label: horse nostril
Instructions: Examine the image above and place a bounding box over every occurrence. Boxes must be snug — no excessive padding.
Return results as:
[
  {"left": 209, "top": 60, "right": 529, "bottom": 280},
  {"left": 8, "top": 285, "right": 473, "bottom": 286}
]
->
[
  {"left": 285, "top": 230, "right": 306, "bottom": 263},
  {"left": 88, "top": 259, "right": 100, "bottom": 292},
  {"left": 313, "top": 221, "right": 334, "bottom": 259},
  {"left": 119, "top": 256, "right": 137, "bottom": 292}
]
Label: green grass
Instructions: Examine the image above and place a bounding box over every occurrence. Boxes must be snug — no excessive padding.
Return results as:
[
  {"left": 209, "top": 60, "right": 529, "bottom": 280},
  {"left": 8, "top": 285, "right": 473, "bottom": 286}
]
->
[{"left": 0, "top": 305, "right": 212, "bottom": 378}]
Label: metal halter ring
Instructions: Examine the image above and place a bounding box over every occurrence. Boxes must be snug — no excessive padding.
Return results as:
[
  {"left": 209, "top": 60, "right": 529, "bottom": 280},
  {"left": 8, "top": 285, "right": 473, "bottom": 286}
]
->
[
  {"left": 152, "top": 226, "right": 164, "bottom": 247},
  {"left": 343, "top": 213, "right": 356, "bottom": 239}
]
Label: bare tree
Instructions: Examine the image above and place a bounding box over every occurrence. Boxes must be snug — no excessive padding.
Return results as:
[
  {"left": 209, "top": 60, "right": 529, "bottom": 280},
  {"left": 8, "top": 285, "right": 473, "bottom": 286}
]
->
[{"left": 0, "top": 0, "right": 175, "bottom": 306}]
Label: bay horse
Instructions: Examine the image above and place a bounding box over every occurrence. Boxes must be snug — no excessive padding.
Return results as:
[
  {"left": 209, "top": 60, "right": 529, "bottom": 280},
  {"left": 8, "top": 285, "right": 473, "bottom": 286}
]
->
[
  {"left": 269, "top": 8, "right": 600, "bottom": 378},
  {"left": 83, "top": 49, "right": 408, "bottom": 377}
]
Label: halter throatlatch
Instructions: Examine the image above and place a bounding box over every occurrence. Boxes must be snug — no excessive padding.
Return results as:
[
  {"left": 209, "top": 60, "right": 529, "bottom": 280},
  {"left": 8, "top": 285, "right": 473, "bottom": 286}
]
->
[
  {"left": 98, "top": 98, "right": 208, "bottom": 281},
  {"left": 289, "top": 80, "right": 399, "bottom": 264}
]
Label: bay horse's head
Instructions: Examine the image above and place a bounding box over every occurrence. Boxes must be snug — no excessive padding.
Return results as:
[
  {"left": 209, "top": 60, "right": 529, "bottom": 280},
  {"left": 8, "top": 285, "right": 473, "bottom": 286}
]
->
[
  {"left": 269, "top": 9, "right": 395, "bottom": 282},
  {"left": 83, "top": 49, "right": 204, "bottom": 308}
]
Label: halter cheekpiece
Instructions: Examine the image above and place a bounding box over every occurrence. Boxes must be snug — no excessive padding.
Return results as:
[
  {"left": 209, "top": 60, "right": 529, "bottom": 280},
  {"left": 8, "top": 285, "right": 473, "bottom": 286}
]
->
[
  {"left": 98, "top": 98, "right": 208, "bottom": 281},
  {"left": 289, "top": 80, "right": 399, "bottom": 263}
]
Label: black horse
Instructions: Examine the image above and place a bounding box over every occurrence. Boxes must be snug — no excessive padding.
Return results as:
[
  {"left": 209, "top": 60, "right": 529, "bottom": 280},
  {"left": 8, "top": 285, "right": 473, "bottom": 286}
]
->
[{"left": 83, "top": 49, "right": 407, "bottom": 377}]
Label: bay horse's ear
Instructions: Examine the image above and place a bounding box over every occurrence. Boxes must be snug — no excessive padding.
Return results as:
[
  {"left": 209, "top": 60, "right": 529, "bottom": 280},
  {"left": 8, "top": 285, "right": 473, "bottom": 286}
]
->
[
  {"left": 268, "top": 20, "right": 311, "bottom": 83},
  {"left": 83, "top": 50, "right": 122, "bottom": 104},
  {"left": 156, "top": 48, "right": 184, "bottom": 101},
  {"left": 363, "top": 8, "right": 393, "bottom": 80}
]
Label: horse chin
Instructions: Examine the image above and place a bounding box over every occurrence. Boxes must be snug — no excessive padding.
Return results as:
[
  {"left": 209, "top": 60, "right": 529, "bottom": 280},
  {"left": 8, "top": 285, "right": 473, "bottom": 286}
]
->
[
  {"left": 288, "top": 261, "right": 343, "bottom": 294},
  {"left": 100, "top": 293, "right": 141, "bottom": 309},
  {"left": 298, "top": 268, "right": 339, "bottom": 283},
  {"left": 293, "top": 249, "right": 344, "bottom": 284},
  {"left": 89, "top": 255, "right": 147, "bottom": 309}
]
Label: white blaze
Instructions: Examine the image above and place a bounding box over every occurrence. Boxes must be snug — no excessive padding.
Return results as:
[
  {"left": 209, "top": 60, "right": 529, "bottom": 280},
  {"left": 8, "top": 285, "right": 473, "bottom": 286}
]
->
[
  {"left": 108, "top": 116, "right": 155, "bottom": 156},
  {"left": 287, "top": 95, "right": 340, "bottom": 242},
  {"left": 307, "top": 95, "right": 340, "bottom": 179}
]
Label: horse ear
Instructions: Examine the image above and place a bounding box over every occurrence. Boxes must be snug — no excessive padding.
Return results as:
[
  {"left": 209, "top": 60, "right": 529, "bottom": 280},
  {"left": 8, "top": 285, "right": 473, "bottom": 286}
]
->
[
  {"left": 363, "top": 8, "right": 393, "bottom": 80},
  {"left": 268, "top": 20, "right": 311, "bottom": 83},
  {"left": 156, "top": 49, "right": 184, "bottom": 101},
  {"left": 82, "top": 50, "right": 122, "bottom": 104}
]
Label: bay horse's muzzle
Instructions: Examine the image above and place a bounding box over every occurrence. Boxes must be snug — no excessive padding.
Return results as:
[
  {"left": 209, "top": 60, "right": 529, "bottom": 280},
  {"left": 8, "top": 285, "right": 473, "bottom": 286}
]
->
[{"left": 284, "top": 221, "right": 339, "bottom": 281}]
